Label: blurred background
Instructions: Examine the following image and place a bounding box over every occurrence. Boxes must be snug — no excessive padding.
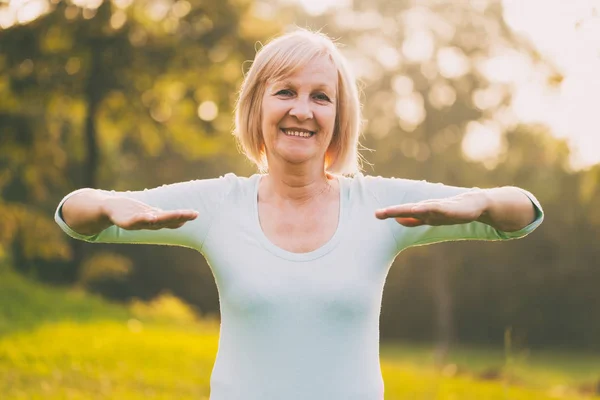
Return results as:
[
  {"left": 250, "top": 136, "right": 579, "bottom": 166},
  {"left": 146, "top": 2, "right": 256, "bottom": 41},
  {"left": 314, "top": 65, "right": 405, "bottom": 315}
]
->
[{"left": 1, "top": 0, "right": 600, "bottom": 398}]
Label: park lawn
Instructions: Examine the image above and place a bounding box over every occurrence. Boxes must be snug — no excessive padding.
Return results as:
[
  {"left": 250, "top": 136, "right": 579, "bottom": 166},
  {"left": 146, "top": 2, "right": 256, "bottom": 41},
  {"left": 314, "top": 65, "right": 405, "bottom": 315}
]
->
[
  {"left": 1, "top": 267, "right": 598, "bottom": 399},
  {"left": 0, "top": 321, "right": 217, "bottom": 399},
  {"left": 0, "top": 320, "right": 598, "bottom": 400},
  {"left": 381, "top": 342, "right": 600, "bottom": 394},
  {"left": 0, "top": 265, "right": 129, "bottom": 337}
]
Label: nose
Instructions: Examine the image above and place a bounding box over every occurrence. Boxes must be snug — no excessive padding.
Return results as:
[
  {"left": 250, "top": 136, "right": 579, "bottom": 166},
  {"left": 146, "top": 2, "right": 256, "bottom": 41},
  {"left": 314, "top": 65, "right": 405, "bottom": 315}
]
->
[{"left": 288, "top": 96, "right": 313, "bottom": 121}]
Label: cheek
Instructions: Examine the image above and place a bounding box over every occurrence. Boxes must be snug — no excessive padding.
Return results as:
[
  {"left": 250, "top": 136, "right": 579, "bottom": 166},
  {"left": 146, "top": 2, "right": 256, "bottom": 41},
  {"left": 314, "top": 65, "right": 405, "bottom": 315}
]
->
[
  {"left": 318, "top": 107, "right": 337, "bottom": 131},
  {"left": 263, "top": 102, "right": 286, "bottom": 125},
  {"left": 260, "top": 99, "right": 270, "bottom": 123}
]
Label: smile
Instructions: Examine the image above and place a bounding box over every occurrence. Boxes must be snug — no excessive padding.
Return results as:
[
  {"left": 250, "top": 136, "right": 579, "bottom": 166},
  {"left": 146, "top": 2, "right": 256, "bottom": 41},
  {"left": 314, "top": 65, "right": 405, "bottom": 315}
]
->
[{"left": 280, "top": 128, "right": 315, "bottom": 138}]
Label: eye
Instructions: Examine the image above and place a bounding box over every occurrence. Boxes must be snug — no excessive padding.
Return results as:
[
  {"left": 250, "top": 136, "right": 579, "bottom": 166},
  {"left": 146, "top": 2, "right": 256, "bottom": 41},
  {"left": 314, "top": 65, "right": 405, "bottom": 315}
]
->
[
  {"left": 314, "top": 93, "right": 331, "bottom": 102},
  {"left": 275, "top": 89, "right": 294, "bottom": 97}
]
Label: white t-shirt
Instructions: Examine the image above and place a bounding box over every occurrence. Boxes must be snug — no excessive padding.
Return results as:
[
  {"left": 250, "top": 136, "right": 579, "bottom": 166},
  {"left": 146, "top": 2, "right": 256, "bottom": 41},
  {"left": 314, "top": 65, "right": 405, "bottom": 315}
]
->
[{"left": 55, "top": 173, "right": 544, "bottom": 400}]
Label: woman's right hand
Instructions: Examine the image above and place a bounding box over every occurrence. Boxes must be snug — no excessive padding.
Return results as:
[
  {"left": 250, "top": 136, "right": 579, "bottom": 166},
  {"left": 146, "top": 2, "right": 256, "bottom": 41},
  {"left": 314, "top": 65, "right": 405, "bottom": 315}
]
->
[{"left": 103, "top": 196, "right": 199, "bottom": 231}]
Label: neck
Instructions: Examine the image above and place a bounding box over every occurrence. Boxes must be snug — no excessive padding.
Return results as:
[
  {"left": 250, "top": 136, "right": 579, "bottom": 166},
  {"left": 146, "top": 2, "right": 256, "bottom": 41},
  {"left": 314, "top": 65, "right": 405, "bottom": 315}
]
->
[{"left": 262, "top": 160, "right": 333, "bottom": 203}]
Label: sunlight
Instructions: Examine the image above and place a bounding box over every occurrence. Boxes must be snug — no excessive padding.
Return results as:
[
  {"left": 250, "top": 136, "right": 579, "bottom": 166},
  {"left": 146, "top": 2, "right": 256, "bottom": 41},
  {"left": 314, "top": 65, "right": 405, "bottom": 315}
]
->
[
  {"left": 462, "top": 120, "right": 504, "bottom": 169},
  {"left": 376, "top": 45, "right": 402, "bottom": 71},
  {"left": 395, "top": 92, "right": 426, "bottom": 131},
  {"left": 0, "top": 0, "right": 49, "bottom": 27},
  {"left": 197, "top": 101, "right": 218, "bottom": 121},
  {"left": 428, "top": 82, "right": 456, "bottom": 110},
  {"left": 503, "top": 0, "right": 600, "bottom": 168},
  {"left": 292, "top": 0, "right": 600, "bottom": 168},
  {"left": 1, "top": 0, "right": 110, "bottom": 28},
  {"left": 71, "top": 0, "right": 102, "bottom": 9},
  {"left": 292, "top": 0, "right": 350, "bottom": 16},
  {"left": 437, "top": 47, "right": 470, "bottom": 79},
  {"left": 477, "top": 49, "right": 532, "bottom": 85},
  {"left": 4, "top": 0, "right": 599, "bottom": 168},
  {"left": 402, "top": 30, "right": 435, "bottom": 63}
]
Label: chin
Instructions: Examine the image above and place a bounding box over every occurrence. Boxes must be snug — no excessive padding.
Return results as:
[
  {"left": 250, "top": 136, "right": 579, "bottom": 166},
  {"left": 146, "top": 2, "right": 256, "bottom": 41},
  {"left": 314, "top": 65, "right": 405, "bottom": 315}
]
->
[
  {"left": 282, "top": 154, "right": 314, "bottom": 165},
  {"left": 278, "top": 149, "right": 320, "bottom": 165}
]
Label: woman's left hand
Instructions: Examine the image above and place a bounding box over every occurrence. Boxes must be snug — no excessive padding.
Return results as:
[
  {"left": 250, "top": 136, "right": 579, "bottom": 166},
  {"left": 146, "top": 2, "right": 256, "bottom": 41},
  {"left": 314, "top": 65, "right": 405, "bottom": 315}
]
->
[{"left": 375, "top": 191, "right": 487, "bottom": 227}]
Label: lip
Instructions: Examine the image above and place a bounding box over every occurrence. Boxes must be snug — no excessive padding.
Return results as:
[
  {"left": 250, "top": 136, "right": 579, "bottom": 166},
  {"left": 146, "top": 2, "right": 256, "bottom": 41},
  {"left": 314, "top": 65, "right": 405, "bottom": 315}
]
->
[
  {"left": 280, "top": 128, "right": 315, "bottom": 138},
  {"left": 280, "top": 127, "right": 316, "bottom": 134}
]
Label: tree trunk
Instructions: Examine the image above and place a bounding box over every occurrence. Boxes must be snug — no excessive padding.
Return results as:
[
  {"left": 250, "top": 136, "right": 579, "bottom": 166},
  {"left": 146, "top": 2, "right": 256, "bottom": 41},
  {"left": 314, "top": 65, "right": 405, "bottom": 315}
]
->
[
  {"left": 65, "top": 41, "right": 103, "bottom": 283},
  {"left": 433, "top": 251, "right": 453, "bottom": 366}
]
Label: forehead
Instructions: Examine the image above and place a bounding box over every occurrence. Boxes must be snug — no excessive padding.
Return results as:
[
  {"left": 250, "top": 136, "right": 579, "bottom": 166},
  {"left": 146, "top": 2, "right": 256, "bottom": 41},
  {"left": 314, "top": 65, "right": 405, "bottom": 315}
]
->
[{"left": 269, "top": 56, "right": 337, "bottom": 91}]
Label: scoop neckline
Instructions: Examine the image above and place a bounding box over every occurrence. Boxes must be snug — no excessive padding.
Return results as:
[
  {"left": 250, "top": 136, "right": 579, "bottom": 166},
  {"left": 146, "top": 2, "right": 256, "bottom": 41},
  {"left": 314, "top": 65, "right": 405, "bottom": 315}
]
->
[{"left": 251, "top": 174, "right": 347, "bottom": 262}]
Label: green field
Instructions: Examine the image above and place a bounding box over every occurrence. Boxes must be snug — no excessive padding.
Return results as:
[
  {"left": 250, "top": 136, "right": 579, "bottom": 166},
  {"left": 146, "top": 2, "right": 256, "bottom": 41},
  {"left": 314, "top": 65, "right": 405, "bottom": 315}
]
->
[{"left": 1, "top": 266, "right": 598, "bottom": 399}]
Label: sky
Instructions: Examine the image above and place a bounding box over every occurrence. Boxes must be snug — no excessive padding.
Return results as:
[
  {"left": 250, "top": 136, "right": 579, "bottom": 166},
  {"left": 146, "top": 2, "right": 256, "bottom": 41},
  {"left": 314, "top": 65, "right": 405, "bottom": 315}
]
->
[
  {"left": 503, "top": 0, "right": 600, "bottom": 169},
  {"left": 2, "top": 0, "right": 599, "bottom": 168},
  {"left": 296, "top": 0, "right": 600, "bottom": 169}
]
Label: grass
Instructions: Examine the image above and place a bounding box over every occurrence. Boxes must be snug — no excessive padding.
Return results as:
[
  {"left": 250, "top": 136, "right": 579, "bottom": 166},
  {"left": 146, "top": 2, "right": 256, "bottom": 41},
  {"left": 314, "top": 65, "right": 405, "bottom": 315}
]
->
[
  {"left": 0, "top": 265, "right": 598, "bottom": 399},
  {"left": 0, "top": 264, "right": 129, "bottom": 336},
  {"left": 0, "top": 321, "right": 217, "bottom": 399},
  {"left": 381, "top": 342, "right": 600, "bottom": 390},
  {"left": 380, "top": 343, "right": 600, "bottom": 399}
]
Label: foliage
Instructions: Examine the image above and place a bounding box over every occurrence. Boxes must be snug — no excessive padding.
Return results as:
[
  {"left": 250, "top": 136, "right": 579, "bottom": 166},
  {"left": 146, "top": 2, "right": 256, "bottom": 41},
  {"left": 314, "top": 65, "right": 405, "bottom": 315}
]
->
[
  {"left": 380, "top": 342, "right": 600, "bottom": 392},
  {"left": 129, "top": 291, "right": 203, "bottom": 324},
  {"left": 78, "top": 251, "right": 133, "bottom": 287},
  {"left": 279, "top": 1, "right": 600, "bottom": 350},
  {"left": 0, "top": 262, "right": 598, "bottom": 399},
  {"left": 0, "top": 0, "right": 282, "bottom": 282},
  {"left": 1, "top": 0, "right": 600, "bottom": 351},
  {"left": 0, "top": 202, "right": 70, "bottom": 262},
  {"left": 0, "top": 321, "right": 598, "bottom": 399},
  {"left": 0, "top": 265, "right": 128, "bottom": 337}
]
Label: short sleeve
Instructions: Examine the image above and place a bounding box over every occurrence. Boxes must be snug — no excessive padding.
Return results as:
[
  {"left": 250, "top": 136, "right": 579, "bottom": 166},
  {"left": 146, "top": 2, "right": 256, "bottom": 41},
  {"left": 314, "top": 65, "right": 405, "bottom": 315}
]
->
[
  {"left": 364, "top": 175, "right": 544, "bottom": 252},
  {"left": 54, "top": 173, "right": 238, "bottom": 251}
]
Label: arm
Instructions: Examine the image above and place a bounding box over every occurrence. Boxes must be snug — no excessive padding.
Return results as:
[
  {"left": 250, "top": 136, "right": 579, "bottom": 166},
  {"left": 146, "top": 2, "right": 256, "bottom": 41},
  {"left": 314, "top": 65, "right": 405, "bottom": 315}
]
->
[
  {"left": 475, "top": 187, "right": 536, "bottom": 232},
  {"left": 61, "top": 189, "right": 198, "bottom": 236},
  {"left": 367, "top": 175, "right": 543, "bottom": 250},
  {"left": 376, "top": 186, "right": 538, "bottom": 232},
  {"left": 61, "top": 189, "right": 114, "bottom": 236},
  {"left": 55, "top": 174, "right": 237, "bottom": 250}
]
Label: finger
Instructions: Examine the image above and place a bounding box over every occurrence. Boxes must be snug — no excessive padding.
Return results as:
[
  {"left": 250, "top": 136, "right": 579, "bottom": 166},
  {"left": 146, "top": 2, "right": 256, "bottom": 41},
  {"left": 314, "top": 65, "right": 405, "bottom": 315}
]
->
[
  {"left": 173, "top": 210, "right": 199, "bottom": 220},
  {"left": 376, "top": 203, "right": 435, "bottom": 219},
  {"left": 153, "top": 210, "right": 199, "bottom": 224},
  {"left": 135, "top": 210, "right": 198, "bottom": 230},
  {"left": 395, "top": 217, "right": 425, "bottom": 227},
  {"left": 375, "top": 204, "right": 419, "bottom": 219},
  {"left": 415, "top": 202, "right": 444, "bottom": 214},
  {"left": 406, "top": 202, "right": 445, "bottom": 216},
  {"left": 414, "top": 199, "right": 442, "bottom": 204},
  {"left": 164, "top": 222, "right": 188, "bottom": 230},
  {"left": 122, "top": 212, "right": 158, "bottom": 229},
  {"left": 159, "top": 218, "right": 194, "bottom": 229}
]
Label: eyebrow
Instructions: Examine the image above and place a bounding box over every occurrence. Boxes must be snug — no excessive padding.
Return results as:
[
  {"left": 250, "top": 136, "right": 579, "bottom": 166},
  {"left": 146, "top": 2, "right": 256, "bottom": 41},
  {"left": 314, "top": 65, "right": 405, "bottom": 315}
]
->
[{"left": 273, "top": 80, "right": 336, "bottom": 94}]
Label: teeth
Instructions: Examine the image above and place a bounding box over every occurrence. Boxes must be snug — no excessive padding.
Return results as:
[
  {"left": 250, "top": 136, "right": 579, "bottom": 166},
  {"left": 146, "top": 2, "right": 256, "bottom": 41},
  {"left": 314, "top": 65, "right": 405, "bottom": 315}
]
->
[{"left": 283, "top": 129, "right": 313, "bottom": 138}]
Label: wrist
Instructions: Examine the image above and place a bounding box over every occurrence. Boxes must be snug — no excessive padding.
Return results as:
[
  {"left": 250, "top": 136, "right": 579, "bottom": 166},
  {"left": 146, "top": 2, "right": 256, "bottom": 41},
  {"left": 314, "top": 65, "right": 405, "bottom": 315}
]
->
[
  {"left": 98, "top": 193, "right": 117, "bottom": 225},
  {"left": 473, "top": 188, "right": 493, "bottom": 226}
]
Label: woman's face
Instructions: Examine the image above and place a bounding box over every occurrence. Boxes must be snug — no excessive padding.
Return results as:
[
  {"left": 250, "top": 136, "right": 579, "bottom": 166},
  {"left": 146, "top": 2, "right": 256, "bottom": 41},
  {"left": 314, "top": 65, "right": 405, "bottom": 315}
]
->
[{"left": 260, "top": 56, "right": 337, "bottom": 169}]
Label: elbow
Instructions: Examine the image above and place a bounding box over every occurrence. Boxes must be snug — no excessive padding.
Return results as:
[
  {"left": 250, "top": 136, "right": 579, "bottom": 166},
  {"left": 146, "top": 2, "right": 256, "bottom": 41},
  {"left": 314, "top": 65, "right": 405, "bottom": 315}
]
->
[{"left": 478, "top": 187, "right": 538, "bottom": 232}]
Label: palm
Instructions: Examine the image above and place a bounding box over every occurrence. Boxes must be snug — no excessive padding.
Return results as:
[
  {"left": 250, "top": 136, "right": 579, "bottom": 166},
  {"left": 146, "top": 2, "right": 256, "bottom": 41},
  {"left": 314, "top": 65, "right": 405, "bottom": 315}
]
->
[
  {"left": 375, "top": 192, "right": 484, "bottom": 227},
  {"left": 104, "top": 197, "right": 198, "bottom": 230}
]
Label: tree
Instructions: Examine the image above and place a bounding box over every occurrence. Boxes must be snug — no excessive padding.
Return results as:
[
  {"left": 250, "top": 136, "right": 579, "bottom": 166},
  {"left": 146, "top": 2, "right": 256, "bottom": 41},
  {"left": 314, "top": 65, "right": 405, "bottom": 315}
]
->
[
  {"left": 0, "top": 0, "right": 281, "bottom": 284},
  {"left": 279, "top": 0, "right": 600, "bottom": 350}
]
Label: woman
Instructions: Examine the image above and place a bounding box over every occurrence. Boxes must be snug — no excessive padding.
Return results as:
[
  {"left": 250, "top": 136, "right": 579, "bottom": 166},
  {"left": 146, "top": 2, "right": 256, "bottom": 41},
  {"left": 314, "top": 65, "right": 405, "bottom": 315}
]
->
[{"left": 55, "top": 29, "right": 543, "bottom": 400}]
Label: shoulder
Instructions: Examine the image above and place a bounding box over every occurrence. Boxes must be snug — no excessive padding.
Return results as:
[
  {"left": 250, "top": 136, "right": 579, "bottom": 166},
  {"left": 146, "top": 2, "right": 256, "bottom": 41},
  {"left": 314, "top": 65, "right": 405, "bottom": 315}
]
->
[
  {"left": 180, "top": 172, "right": 260, "bottom": 200},
  {"left": 343, "top": 173, "right": 461, "bottom": 206},
  {"left": 142, "top": 172, "right": 238, "bottom": 194},
  {"left": 128, "top": 172, "right": 254, "bottom": 204},
  {"left": 169, "top": 172, "right": 254, "bottom": 190},
  {"left": 345, "top": 173, "right": 422, "bottom": 193},
  {"left": 340, "top": 173, "right": 416, "bottom": 207}
]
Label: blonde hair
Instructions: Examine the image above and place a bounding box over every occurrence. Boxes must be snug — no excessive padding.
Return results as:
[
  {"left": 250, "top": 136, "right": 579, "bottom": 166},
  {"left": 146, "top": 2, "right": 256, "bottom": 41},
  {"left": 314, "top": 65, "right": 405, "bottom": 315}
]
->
[{"left": 233, "top": 29, "right": 362, "bottom": 175}]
